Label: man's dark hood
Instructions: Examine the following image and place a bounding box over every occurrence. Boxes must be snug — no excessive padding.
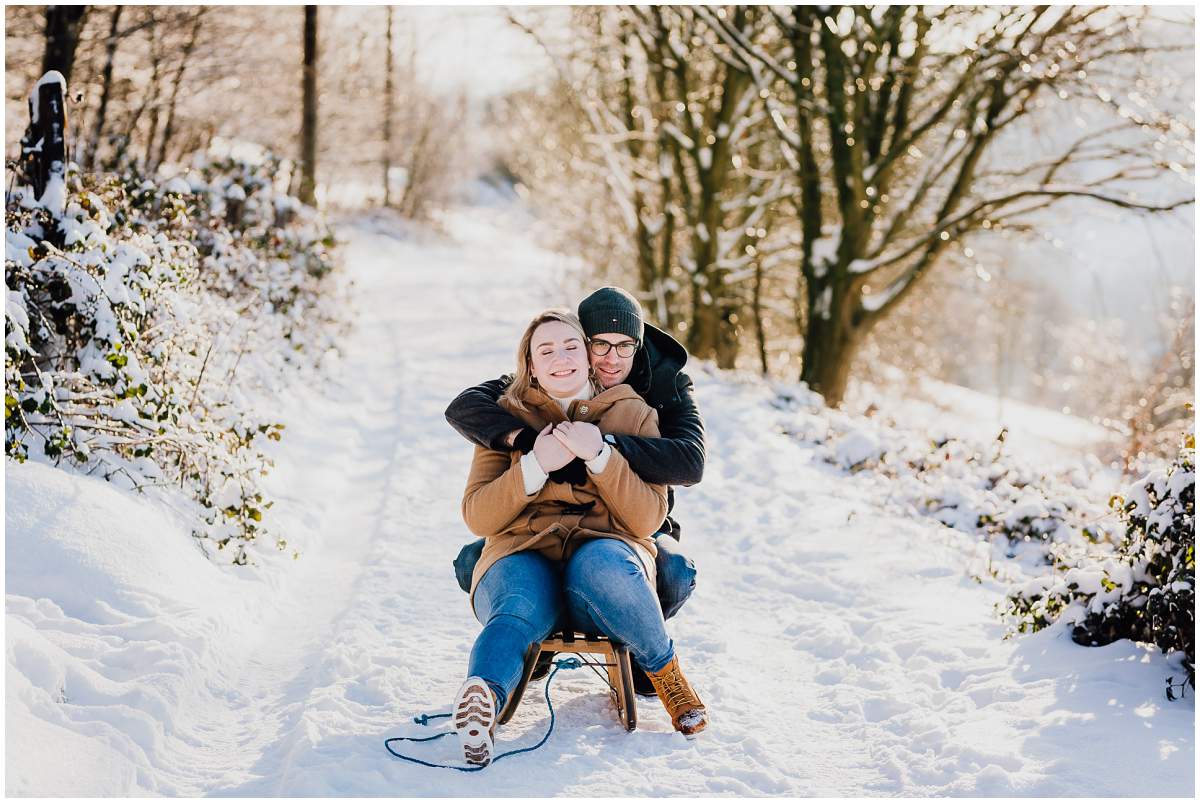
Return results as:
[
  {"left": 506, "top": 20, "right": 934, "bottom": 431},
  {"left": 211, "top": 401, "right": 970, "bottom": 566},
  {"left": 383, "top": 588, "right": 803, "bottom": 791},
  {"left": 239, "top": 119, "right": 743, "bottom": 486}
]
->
[{"left": 626, "top": 322, "right": 689, "bottom": 409}]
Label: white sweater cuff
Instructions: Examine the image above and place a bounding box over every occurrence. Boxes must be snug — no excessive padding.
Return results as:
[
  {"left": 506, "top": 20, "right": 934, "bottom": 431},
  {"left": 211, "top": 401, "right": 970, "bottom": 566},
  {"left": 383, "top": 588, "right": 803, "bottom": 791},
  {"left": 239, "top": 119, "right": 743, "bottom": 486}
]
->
[
  {"left": 586, "top": 443, "right": 612, "bottom": 475},
  {"left": 520, "top": 451, "right": 548, "bottom": 496}
]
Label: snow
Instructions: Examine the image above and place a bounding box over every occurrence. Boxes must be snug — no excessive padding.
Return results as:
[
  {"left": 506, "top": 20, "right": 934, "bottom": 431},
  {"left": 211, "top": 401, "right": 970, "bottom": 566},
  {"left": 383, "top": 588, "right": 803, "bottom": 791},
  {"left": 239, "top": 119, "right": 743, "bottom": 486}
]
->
[
  {"left": 657, "top": 153, "right": 673, "bottom": 179},
  {"left": 809, "top": 227, "right": 840, "bottom": 278},
  {"left": 29, "top": 71, "right": 66, "bottom": 125},
  {"left": 162, "top": 176, "right": 192, "bottom": 195},
  {"left": 833, "top": 427, "right": 882, "bottom": 468},
  {"left": 846, "top": 375, "right": 1123, "bottom": 466},
  {"left": 1003, "top": 494, "right": 1051, "bottom": 528},
  {"left": 5, "top": 204, "right": 1194, "bottom": 795},
  {"left": 5, "top": 290, "right": 31, "bottom": 352},
  {"left": 861, "top": 277, "right": 905, "bottom": 312},
  {"left": 815, "top": 285, "right": 832, "bottom": 319},
  {"left": 39, "top": 174, "right": 66, "bottom": 218},
  {"left": 660, "top": 122, "right": 694, "bottom": 151}
]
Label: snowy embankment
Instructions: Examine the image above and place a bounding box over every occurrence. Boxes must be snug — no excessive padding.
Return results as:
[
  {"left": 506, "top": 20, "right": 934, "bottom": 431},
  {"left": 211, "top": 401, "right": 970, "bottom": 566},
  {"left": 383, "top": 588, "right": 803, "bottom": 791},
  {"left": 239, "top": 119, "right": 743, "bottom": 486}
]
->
[{"left": 6, "top": 204, "right": 1194, "bottom": 796}]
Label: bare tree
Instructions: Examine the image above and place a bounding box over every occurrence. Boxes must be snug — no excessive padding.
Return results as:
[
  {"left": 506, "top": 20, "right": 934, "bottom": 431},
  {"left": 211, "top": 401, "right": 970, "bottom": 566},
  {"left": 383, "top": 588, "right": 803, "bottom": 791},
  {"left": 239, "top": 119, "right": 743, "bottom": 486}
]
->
[
  {"left": 511, "top": 6, "right": 787, "bottom": 366},
  {"left": 82, "top": 6, "right": 122, "bottom": 167},
  {"left": 630, "top": 6, "right": 765, "bottom": 366},
  {"left": 137, "top": 13, "right": 165, "bottom": 169},
  {"left": 1121, "top": 291, "right": 1195, "bottom": 473},
  {"left": 151, "top": 7, "right": 205, "bottom": 171},
  {"left": 700, "top": 5, "right": 1194, "bottom": 403},
  {"left": 394, "top": 90, "right": 469, "bottom": 220},
  {"left": 382, "top": 5, "right": 394, "bottom": 207},
  {"left": 299, "top": 5, "right": 318, "bottom": 205}
]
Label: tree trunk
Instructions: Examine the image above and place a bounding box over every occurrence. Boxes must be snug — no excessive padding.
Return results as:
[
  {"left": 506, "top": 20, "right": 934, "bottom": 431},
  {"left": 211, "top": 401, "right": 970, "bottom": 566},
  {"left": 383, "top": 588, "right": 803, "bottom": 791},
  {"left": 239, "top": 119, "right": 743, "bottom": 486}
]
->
[
  {"left": 85, "top": 6, "right": 122, "bottom": 168},
  {"left": 681, "top": 7, "right": 751, "bottom": 370},
  {"left": 115, "top": 55, "right": 156, "bottom": 168},
  {"left": 687, "top": 273, "right": 741, "bottom": 369},
  {"left": 686, "top": 279, "right": 742, "bottom": 370},
  {"left": 382, "top": 6, "right": 394, "bottom": 207},
  {"left": 139, "top": 15, "right": 165, "bottom": 169},
  {"left": 142, "top": 99, "right": 160, "bottom": 168},
  {"left": 713, "top": 318, "right": 740, "bottom": 369},
  {"left": 753, "top": 259, "right": 767, "bottom": 375},
  {"left": 686, "top": 190, "right": 741, "bottom": 369},
  {"left": 42, "top": 5, "right": 88, "bottom": 83},
  {"left": 399, "top": 108, "right": 432, "bottom": 219},
  {"left": 299, "top": 5, "right": 319, "bottom": 205},
  {"left": 799, "top": 277, "right": 859, "bottom": 405}
]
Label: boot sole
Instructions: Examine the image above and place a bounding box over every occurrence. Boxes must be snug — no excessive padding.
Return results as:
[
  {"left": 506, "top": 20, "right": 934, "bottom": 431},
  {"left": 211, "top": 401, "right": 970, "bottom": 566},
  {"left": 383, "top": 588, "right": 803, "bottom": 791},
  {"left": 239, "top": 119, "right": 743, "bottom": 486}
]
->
[{"left": 454, "top": 677, "right": 497, "bottom": 767}]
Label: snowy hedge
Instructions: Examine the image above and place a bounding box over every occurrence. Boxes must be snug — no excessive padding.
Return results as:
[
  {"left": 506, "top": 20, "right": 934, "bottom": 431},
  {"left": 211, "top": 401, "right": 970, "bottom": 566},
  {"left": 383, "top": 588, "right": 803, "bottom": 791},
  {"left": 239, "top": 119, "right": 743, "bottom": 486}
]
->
[
  {"left": 1003, "top": 432, "right": 1195, "bottom": 690},
  {"left": 774, "top": 385, "right": 1193, "bottom": 689},
  {"left": 773, "top": 388, "right": 1123, "bottom": 570},
  {"left": 5, "top": 147, "right": 343, "bottom": 564}
]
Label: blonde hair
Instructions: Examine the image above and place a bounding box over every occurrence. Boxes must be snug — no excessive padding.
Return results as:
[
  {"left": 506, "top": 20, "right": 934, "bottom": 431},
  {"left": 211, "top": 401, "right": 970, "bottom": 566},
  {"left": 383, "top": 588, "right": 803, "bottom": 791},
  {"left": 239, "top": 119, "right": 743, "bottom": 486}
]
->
[{"left": 502, "top": 309, "right": 599, "bottom": 412}]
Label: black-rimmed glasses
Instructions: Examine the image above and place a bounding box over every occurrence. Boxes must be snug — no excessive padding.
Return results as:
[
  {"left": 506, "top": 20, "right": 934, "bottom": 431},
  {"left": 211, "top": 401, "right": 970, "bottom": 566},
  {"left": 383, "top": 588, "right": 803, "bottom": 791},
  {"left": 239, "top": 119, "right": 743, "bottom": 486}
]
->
[{"left": 589, "top": 340, "right": 639, "bottom": 358}]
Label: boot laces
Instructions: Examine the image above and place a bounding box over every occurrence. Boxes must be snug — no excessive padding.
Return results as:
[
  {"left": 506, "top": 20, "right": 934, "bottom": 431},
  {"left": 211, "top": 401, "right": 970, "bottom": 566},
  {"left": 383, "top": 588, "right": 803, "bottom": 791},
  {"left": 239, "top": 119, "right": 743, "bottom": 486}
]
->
[{"left": 659, "top": 664, "right": 698, "bottom": 710}]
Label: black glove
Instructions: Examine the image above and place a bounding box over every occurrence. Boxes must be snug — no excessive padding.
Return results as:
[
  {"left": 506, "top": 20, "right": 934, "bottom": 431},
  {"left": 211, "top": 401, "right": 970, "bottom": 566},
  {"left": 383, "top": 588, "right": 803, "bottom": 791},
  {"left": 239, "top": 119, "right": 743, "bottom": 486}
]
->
[
  {"left": 511, "top": 426, "right": 538, "bottom": 454},
  {"left": 547, "top": 457, "right": 588, "bottom": 485}
]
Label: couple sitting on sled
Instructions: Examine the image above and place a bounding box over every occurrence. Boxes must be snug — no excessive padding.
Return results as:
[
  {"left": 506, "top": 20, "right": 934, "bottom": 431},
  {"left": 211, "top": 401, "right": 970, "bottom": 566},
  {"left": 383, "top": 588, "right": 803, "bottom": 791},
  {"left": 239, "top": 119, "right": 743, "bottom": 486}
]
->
[{"left": 443, "top": 286, "right": 709, "bottom": 766}]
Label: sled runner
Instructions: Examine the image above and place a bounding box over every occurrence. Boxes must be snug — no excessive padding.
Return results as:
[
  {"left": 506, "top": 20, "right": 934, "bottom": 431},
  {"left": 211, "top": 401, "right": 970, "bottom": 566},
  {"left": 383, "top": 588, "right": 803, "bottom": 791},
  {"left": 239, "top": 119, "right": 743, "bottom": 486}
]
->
[{"left": 498, "top": 631, "right": 638, "bottom": 732}]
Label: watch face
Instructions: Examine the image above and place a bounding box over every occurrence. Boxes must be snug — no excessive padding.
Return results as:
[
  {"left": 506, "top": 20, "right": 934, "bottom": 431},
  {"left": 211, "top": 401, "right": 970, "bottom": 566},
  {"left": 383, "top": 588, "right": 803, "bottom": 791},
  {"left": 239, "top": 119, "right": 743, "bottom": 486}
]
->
[{"left": 604, "top": 433, "right": 617, "bottom": 444}]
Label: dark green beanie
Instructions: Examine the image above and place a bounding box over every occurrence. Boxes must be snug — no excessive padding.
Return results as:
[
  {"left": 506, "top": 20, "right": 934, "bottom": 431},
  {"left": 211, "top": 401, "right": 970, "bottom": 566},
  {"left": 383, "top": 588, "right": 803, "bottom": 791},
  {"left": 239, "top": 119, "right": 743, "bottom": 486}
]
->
[{"left": 578, "top": 286, "right": 644, "bottom": 343}]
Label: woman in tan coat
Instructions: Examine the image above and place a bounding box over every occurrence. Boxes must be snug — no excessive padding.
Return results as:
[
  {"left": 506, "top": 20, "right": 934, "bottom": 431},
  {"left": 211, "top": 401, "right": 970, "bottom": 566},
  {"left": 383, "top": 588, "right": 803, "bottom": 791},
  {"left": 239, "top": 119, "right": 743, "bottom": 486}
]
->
[{"left": 452, "top": 309, "right": 708, "bottom": 766}]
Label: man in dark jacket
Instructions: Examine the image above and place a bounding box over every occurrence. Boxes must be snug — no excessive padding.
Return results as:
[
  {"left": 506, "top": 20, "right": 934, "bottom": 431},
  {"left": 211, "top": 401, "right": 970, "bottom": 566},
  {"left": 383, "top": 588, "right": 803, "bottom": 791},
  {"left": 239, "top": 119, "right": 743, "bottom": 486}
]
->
[{"left": 445, "top": 286, "right": 705, "bottom": 626}]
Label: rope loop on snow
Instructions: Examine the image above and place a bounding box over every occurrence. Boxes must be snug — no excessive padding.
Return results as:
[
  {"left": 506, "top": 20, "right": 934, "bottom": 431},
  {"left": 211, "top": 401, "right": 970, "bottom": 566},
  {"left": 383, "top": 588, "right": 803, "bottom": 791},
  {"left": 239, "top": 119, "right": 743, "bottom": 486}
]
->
[{"left": 384, "top": 657, "right": 583, "bottom": 772}]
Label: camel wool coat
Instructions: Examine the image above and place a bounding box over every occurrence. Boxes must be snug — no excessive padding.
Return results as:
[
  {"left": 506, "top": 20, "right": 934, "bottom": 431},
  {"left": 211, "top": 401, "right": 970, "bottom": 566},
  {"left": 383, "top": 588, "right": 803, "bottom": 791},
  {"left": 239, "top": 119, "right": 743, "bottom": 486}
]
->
[{"left": 462, "top": 383, "right": 668, "bottom": 602}]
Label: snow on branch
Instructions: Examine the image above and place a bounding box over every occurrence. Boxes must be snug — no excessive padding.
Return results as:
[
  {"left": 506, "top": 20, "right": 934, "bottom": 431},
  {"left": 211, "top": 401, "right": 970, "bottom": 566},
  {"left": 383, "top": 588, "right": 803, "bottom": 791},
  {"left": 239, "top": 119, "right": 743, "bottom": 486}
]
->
[{"left": 660, "top": 121, "right": 696, "bottom": 151}]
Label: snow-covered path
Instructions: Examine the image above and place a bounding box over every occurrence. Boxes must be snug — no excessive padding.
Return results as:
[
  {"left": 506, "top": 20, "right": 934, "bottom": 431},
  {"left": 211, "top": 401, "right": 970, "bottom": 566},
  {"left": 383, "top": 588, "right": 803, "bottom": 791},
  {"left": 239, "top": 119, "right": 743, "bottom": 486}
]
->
[{"left": 6, "top": 206, "right": 1193, "bottom": 796}]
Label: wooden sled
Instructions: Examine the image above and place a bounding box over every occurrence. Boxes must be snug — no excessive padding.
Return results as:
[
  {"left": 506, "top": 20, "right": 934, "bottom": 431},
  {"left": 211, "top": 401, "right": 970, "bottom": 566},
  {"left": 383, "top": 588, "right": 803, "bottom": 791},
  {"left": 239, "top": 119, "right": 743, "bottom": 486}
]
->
[{"left": 498, "top": 631, "right": 638, "bottom": 732}]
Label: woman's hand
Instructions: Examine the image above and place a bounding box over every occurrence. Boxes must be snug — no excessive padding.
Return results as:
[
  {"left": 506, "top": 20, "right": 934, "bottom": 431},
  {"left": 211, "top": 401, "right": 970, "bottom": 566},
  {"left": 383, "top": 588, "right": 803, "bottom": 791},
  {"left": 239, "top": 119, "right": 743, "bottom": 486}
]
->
[
  {"left": 551, "top": 421, "right": 604, "bottom": 461},
  {"left": 533, "top": 423, "right": 575, "bottom": 472}
]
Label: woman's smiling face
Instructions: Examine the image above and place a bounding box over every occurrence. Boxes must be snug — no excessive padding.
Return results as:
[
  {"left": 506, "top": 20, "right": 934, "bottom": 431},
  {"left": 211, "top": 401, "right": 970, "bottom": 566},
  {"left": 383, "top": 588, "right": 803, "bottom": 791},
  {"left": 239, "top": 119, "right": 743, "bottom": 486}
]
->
[{"left": 529, "top": 320, "right": 590, "bottom": 397}]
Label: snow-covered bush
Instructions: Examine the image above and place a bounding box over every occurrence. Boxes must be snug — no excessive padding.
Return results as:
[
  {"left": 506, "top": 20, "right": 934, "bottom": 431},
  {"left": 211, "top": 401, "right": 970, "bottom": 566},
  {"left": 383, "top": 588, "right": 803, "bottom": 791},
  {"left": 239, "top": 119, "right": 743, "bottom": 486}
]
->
[
  {"left": 802, "top": 408, "right": 1121, "bottom": 568},
  {"left": 772, "top": 382, "right": 1192, "bottom": 688},
  {"left": 1003, "top": 432, "right": 1195, "bottom": 690},
  {"left": 5, "top": 148, "right": 343, "bottom": 564},
  {"left": 891, "top": 433, "right": 1118, "bottom": 557}
]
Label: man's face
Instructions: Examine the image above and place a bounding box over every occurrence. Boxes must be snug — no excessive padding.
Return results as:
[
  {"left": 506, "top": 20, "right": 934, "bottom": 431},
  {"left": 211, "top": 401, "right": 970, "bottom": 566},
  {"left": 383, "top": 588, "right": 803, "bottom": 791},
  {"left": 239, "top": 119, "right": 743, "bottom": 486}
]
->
[{"left": 588, "top": 332, "right": 638, "bottom": 388}]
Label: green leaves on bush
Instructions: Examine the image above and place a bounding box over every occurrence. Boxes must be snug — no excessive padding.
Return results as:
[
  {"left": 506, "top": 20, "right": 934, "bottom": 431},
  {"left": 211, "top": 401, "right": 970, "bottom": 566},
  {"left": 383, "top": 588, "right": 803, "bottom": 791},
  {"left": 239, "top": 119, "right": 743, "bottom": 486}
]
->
[
  {"left": 6, "top": 148, "right": 342, "bottom": 566},
  {"left": 1003, "top": 432, "right": 1196, "bottom": 691}
]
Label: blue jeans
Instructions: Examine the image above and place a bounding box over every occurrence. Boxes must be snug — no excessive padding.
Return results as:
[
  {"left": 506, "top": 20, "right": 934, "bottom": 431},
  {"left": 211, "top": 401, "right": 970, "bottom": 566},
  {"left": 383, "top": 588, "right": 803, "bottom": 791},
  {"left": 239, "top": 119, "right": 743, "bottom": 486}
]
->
[
  {"left": 454, "top": 532, "right": 696, "bottom": 619},
  {"left": 468, "top": 539, "right": 675, "bottom": 712},
  {"left": 652, "top": 534, "right": 697, "bottom": 620}
]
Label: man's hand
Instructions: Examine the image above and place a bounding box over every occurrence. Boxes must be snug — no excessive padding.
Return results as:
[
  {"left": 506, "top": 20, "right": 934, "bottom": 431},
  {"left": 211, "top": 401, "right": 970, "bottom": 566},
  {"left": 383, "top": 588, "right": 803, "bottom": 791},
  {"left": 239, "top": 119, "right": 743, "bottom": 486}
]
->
[
  {"left": 551, "top": 421, "right": 604, "bottom": 461},
  {"left": 508, "top": 427, "right": 538, "bottom": 453},
  {"left": 533, "top": 423, "right": 574, "bottom": 472}
]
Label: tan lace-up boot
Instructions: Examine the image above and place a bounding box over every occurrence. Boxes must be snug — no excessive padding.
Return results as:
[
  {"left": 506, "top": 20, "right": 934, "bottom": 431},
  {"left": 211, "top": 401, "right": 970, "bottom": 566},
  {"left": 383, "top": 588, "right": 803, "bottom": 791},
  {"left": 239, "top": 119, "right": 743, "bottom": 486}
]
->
[{"left": 645, "top": 655, "right": 708, "bottom": 737}]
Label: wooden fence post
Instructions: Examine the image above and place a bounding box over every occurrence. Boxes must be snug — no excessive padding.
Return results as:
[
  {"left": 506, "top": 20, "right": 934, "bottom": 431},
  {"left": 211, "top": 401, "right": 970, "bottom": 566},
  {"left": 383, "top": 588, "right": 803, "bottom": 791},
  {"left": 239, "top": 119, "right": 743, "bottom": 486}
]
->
[{"left": 19, "top": 71, "right": 69, "bottom": 217}]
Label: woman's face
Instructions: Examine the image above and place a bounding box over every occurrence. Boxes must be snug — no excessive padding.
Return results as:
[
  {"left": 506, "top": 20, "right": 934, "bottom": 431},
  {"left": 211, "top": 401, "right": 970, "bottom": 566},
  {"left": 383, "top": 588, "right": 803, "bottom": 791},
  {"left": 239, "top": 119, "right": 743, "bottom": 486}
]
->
[
  {"left": 532, "top": 316, "right": 592, "bottom": 396},
  {"left": 529, "top": 320, "right": 590, "bottom": 397}
]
